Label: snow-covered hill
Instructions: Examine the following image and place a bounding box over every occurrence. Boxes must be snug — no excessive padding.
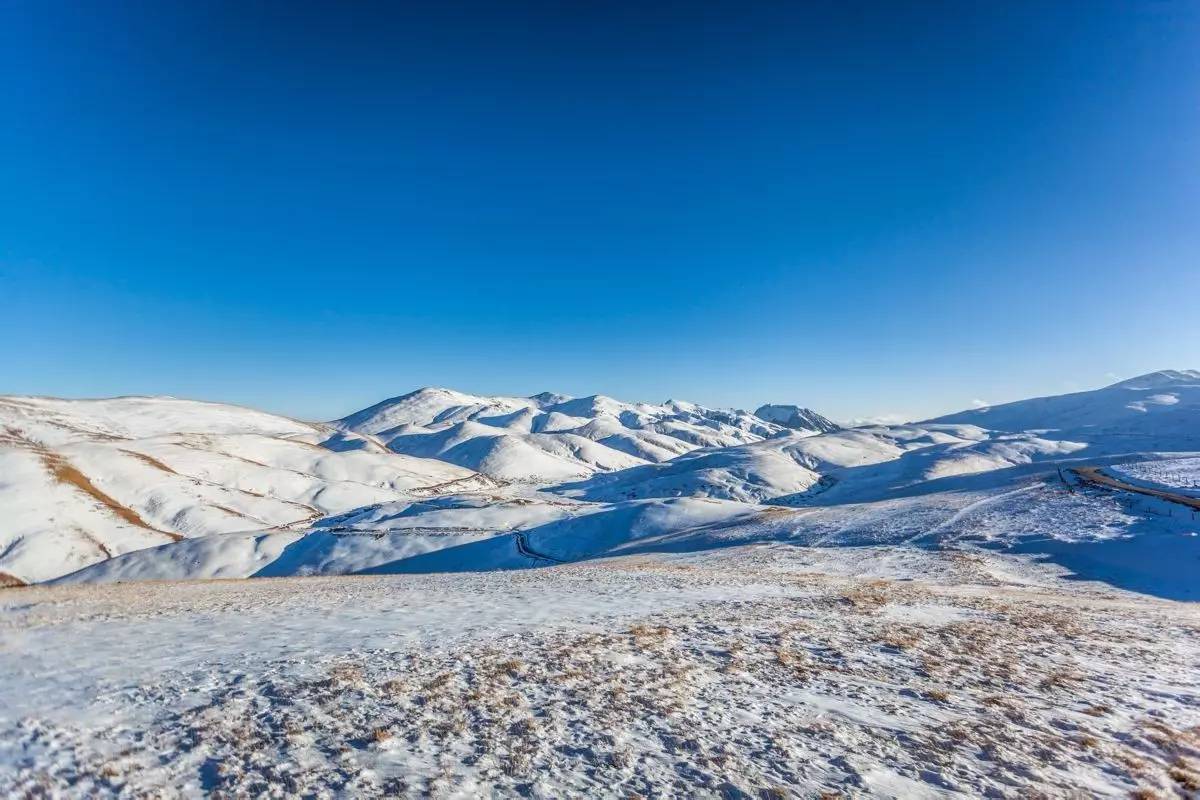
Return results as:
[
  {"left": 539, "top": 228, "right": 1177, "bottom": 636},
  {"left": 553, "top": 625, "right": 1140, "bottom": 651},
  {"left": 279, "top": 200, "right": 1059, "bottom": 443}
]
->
[
  {"left": 753, "top": 404, "right": 840, "bottom": 433},
  {"left": 927, "top": 370, "right": 1200, "bottom": 441},
  {"left": 554, "top": 422, "right": 1095, "bottom": 506},
  {"left": 0, "top": 396, "right": 480, "bottom": 583},
  {"left": 7, "top": 372, "right": 1200, "bottom": 588},
  {"left": 332, "top": 388, "right": 788, "bottom": 481}
]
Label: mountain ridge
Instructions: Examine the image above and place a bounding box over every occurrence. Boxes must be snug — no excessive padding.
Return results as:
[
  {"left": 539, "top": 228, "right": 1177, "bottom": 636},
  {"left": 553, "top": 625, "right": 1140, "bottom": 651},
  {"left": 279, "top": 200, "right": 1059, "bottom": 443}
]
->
[{"left": 4, "top": 370, "right": 1198, "bottom": 585}]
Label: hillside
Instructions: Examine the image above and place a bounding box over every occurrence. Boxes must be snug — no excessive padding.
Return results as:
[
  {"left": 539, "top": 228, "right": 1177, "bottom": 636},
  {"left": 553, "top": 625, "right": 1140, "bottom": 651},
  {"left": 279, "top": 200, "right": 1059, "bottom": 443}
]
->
[
  {"left": 332, "top": 388, "right": 800, "bottom": 481},
  {"left": 0, "top": 396, "right": 480, "bottom": 583},
  {"left": 927, "top": 370, "right": 1200, "bottom": 442},
  {"left": 754, "top": 404, "right": 840, "bottom": 433},
  {"left": 8, "top": 373, "right": 1200, "bottom": 590}
]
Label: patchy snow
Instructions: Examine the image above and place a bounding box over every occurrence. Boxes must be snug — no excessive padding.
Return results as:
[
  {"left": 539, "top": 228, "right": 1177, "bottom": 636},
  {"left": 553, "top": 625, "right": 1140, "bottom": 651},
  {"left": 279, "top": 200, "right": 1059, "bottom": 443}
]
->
[
  {"left": 5, "top": 375, "right": 1200, "bottom": 796},
  {"left": 3, "top": 546, "right": 1197, "bottom": 797}
]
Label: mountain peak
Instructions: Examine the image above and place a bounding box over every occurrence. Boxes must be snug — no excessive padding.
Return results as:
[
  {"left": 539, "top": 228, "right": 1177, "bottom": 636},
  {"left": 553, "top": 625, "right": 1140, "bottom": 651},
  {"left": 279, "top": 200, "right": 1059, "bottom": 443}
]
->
[
  {"left": 753, "top": 404, "right": 840, "bottom": 434},
  {"left": 1105, "top": 370, "right": 1200, "bottom": 390},
  {"left": 529, "top": 391, "right": 572, "bottom": 406}
]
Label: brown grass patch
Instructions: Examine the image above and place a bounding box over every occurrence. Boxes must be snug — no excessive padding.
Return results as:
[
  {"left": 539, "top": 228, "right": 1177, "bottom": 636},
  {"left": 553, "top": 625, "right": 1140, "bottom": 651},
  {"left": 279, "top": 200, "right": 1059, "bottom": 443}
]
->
[
  {"left": 70, "top": 525, "right": 113, "bottom": 559},
  {"left": 841, "top": 581, "right": 891, "bottom": 610},
  {"left": 327, "top": 662, "right": 365, "bottom": 686},
  {"left": 628, "top": 624, "right": 672, "bottom": 648},
  {"left": 924, "top": 688, "right": 951, "bottom": 703},
  {"left": 42, "top": 453, "right": 182, "bottom": 541},
  {"left": 1130, "top": 789, "right": 1164, "bottom": 800},
  {"left": 1169, "top": 763, "right": 1200, "bottom": 790},
  {"left": 494, "top": 658, "right": 525, "bottom": 677},
  {"left": 119, "top": 449, "right": 179, "bottom": 474},
  {"left": 0, "top": 571, "right": 28, "bottom": 589},
  {"left": 877, "top": 629, "right": 920, "bottom": 650},
  {"left": 1038, "top": 669, "right": 1084, "bottom": 691}
]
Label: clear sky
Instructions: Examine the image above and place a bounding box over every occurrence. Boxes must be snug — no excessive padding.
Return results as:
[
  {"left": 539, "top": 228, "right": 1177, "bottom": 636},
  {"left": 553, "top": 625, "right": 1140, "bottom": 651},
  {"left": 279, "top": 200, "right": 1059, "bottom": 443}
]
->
[{"left": 2, "top": 1, "right": 1198, "bottom": 423}]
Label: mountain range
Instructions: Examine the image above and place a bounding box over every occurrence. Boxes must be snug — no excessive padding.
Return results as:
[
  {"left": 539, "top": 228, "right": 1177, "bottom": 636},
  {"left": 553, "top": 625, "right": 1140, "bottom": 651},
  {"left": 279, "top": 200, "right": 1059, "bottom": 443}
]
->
[{"left": 2, "top": 370, "right": 1197, "bottom": 586}]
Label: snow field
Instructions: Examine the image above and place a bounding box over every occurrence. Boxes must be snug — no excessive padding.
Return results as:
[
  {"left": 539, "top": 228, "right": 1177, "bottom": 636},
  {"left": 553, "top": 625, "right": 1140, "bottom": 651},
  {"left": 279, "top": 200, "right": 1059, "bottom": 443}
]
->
[{"left": 2, "top": 546, "right": 1197, "bottom": 797}]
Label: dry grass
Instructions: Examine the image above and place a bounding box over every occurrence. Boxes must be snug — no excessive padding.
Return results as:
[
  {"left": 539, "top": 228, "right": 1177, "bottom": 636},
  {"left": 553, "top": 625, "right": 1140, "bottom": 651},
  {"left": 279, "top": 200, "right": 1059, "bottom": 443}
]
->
[
  {"left": 1038, "top": 669, "right": 1084, "bottom": 691},
  {"left": 0, "top": 571, "right": 27, "bottom": 589},
  {"left": 8, "top": 551, "right": 1198, "bottom": 798},
  {"left": 119, "top": 449, "right": 179, "bottom": 475},
  {"left": 41, "top": 452, "right": 182, "bottom": 541},
  {"left": 627, "top": 624, "right": 672, "bottom": 649},
  {"left": 494, "top": 658, "right": 525, "bottom": 677},
  {"left": 840, "top": 581, "right": 891, "bottom": 611},
  {"left": 1129, "top": 789, "right": 1164, "bottom": 800},
  {"left": 421, "top": 671, "right": 454, "bottom": 693},
  {"left": 1169, "top": 762, "right": 1200, "bottom": 790},
  {"left": 327, "top": 662, "right": 365, "bottom": 686},
  {"left": 877, "top": 628, "right": 920, "bottom": 650}
]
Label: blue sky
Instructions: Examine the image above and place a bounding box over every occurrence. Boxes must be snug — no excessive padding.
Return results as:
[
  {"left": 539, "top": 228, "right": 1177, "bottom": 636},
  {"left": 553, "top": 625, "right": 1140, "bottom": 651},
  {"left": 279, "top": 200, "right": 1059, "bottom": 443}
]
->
[{"left": 2, "top": 1, "right": 1198, "bottom": 422}]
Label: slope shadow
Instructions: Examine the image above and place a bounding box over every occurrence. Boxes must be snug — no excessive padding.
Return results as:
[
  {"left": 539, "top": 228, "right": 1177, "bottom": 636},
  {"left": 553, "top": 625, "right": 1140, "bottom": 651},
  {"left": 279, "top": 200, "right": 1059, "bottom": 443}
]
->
[{"left": 993, "top": 515, "right": 1200, "bottom": 602}]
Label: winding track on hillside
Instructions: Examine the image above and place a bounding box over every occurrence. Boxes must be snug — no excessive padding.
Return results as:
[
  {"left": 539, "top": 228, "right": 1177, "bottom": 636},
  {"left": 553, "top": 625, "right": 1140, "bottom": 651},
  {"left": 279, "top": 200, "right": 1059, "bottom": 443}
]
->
[{"left": 1070, "top": 466, "right": 1200, "bottom": 511}]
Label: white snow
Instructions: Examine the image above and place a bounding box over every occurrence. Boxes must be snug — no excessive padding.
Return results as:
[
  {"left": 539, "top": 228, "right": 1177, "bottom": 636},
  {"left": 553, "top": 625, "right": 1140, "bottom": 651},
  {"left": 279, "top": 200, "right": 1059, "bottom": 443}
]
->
[
  {"left": 4, "top": 372, "right": 1200, "bottom": 797},
  {"left": 332, "top": 388, "right": 788, "bottom": 482},
  {"left": 0, "top": 397, "right": 476, "bottom": 583},
  {"left": 1110, "top": 456, "right": 1200, "bottom": 495},
  {"left": 12, "top": 370, "right": 1200, "bottom": 596},
  {"left": 3, "top": 546, "right": 1198, "bottom": 797}
]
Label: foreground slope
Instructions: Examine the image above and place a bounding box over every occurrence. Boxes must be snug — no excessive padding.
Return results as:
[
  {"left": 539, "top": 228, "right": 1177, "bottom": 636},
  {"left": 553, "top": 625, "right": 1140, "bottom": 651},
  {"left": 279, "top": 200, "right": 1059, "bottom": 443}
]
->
[{"left": 4, "top": 546, "right": 1198, "bottom": 797}]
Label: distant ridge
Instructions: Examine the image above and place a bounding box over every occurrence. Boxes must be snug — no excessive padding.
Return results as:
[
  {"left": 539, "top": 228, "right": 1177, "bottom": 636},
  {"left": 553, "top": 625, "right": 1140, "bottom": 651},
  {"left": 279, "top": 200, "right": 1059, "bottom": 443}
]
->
[
  {"left": 927, "top": 369, "right": 1200, "bottom": 435},
  {"left": 753, "top": 404, "right": 840, "bottom": 434}
]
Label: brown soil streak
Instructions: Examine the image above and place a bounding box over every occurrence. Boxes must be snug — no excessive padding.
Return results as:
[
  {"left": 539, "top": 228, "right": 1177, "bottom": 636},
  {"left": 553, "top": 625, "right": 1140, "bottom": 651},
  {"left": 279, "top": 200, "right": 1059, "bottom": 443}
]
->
[{"left": 41, "top": 453, "right": 183, "bottom": 542}]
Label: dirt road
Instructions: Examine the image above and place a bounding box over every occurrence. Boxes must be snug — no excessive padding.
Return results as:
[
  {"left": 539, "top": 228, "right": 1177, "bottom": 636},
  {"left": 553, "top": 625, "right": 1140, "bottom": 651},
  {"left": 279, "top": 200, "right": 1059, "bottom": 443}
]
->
[{"left": 1071, "top": 466, "right": 1200, "bottom": 511}]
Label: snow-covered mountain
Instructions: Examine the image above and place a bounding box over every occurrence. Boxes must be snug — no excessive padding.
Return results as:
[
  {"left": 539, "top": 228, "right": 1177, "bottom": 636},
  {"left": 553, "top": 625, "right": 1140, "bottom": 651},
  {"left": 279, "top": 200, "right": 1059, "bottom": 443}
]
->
[
  {"left": 554, "top": 423, "right": 1094, "bottom": 506},
  {"left": 753, "top": 404, "right": 840, "bottom": 434},
  {"left": 332, "top": 388, "right": 786, "bottom": 482},
  {"left": 0, "top": 396, "right": 481, "bottom": 583},
  {"left": 7, "top": 371, "right": 1200, "bottom": 587},
  {"left": 927, "top": 370, "right": 1200, "bottom": 441}
]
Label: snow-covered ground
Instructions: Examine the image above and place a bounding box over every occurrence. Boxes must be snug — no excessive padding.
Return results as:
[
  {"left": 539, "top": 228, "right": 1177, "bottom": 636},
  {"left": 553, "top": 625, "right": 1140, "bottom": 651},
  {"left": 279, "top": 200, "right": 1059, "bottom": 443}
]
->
[
  {"left": 3, "top": 372, "right": 1200, "bottom": 797},
  {"left": 3, "top": 545, "right": 1198, "bottom": 798},
  {"left": 49, "top": 467, "right": 1200, "bottom": 602},
  {"left": 1111, "top": 457, "right": 1200, "bottom": 496}
]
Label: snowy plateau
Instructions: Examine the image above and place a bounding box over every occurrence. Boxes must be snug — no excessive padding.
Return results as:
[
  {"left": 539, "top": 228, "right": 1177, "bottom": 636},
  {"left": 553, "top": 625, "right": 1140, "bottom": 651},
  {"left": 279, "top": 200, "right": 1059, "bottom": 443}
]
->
[{"left": 2, "top": 372, "right": 1199, "bottom": 798}]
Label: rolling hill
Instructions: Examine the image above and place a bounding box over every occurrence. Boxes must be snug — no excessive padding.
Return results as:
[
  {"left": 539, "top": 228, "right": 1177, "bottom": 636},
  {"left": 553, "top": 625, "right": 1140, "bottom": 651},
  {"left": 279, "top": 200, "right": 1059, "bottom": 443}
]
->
[{"left": 7, "top": 370, "right": 1200, "bottom": 586}]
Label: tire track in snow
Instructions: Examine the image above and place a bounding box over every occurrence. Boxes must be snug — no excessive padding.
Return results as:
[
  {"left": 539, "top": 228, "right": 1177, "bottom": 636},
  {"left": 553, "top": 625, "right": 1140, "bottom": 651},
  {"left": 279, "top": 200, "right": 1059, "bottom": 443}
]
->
[{"left": 905, "top": 483, "right": 1044, "bottom": 546}]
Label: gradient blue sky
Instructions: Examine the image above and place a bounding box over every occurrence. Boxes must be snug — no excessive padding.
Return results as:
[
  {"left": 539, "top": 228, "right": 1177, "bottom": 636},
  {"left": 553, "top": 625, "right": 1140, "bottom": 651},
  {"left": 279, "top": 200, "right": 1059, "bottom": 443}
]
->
[{"left": 2, "top": 1, "right": 1198, "bottom": 422}]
